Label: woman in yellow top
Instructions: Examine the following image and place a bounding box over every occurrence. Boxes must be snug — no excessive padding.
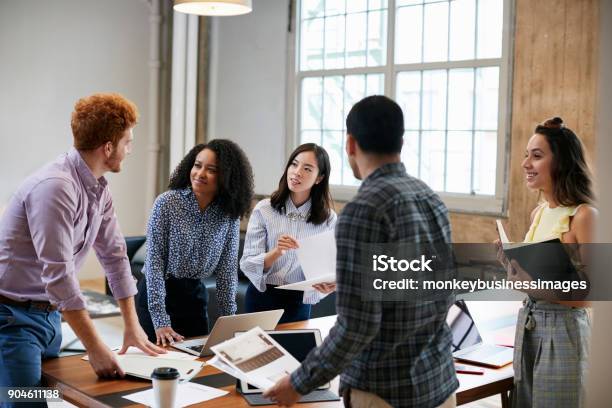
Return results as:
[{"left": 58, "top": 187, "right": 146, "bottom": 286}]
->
[{"left": 506, "top": 117, "right": 597, "bottom": 408}]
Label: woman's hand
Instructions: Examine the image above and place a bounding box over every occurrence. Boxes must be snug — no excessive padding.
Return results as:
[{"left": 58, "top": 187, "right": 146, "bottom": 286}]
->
[
  {"left": 265, "top": 235, "right": 300, "bottom": 269},
  {"left": 494, "top": 239, "right": 509, "bottom": 269},
  {"left": 155, "top": 326, "right": 184, "bottom": 347},
  {"left": 274, "top": 234, "right": 299, "bottom": 256},
  {"left": 312, "top": 282, "right": 336, "bottom": 294}
]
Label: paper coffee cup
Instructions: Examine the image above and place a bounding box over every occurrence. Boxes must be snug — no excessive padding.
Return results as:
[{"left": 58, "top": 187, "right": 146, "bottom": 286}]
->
[{"left": 151, "top": 367, "right": 180, "bottom": 408}]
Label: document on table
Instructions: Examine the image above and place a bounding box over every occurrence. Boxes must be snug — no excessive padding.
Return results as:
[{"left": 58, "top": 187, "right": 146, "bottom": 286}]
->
[
  {"left": 276, "top": 230, "right": 336, "bottom": 291},
  {"left": 209, "top": 327, "right": 301, "bottom": 390},
  {"left": 82, "top": 348, "right": 203, "bottom": 381},
  {"left": 122, "top": 381, "right": 228, "bottom": 406}
]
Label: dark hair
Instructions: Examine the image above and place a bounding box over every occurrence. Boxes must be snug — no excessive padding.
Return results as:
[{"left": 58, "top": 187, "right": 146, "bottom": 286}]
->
[
  {"left": 168, "top": 139, "right": 254, "bottom": 218},
  {"left": 346, "top": 95, "right": 404, "bottom": 154},
  {"left": 534, "top": 117, "right": 594, "bottom": 206},
  {"left": 270, "top": 143, "right": 333, "bottom": 225}
]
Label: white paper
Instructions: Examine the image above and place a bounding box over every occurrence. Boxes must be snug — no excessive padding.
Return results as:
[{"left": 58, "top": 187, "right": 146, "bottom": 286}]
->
[
  {"left": 122, "top": 381, "right": 228, "bottom": 407},
  {"left": 82, "top": 347, "right": 199, "bottom": 361},
  {"left": 206, "top": 355, "right": 250, "bottom": 384},
  {"left": 210, "top": 327, "right": 300, "bottom": 390},
  {"left": 276, "top": 274, "right": 335, "bottom": 291},
  {"left": 277, "top": 230, "right": 336, "bottom": 291}
]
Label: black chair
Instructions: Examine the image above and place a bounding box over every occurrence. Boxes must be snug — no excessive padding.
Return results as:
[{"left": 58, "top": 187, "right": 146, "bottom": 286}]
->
[{"left": 104, "top": 236, "right": 146, "bottom": 296}]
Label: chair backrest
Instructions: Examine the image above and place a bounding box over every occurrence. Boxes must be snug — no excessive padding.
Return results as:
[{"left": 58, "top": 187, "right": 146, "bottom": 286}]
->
[{"left": 125, "top": 236, "right": 146, "bottom": 261}]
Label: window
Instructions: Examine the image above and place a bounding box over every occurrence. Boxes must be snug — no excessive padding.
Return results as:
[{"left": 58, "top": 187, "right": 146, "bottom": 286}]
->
[{"left": 291, "top": 0, "right": 512, "bottom": 213}]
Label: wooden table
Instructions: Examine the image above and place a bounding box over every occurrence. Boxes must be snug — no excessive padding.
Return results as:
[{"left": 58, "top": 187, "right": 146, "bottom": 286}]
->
[{"left": 42, "top": 315, "right": 513, "bottom": 407}]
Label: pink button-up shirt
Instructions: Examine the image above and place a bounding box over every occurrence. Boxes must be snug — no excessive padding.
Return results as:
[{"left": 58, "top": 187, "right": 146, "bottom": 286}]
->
[{"left": 0, "top": 148, "right": 136, "bottom": 311}]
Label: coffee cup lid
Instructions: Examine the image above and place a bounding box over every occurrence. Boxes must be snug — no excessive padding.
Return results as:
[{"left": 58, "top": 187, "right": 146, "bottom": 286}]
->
[{"left": 151, "top": 367, "right": 180, "bottom": 380}]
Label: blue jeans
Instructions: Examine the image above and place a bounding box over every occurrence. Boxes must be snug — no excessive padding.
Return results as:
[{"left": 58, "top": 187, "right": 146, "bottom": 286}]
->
[{"left": 0, "top": 304, "right": 61, "bottom": 407}]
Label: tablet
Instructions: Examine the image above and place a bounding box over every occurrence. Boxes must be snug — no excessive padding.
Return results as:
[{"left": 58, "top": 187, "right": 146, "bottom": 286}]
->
[{"left": 235, "top": 329, "right": 330, "bottom": 394}]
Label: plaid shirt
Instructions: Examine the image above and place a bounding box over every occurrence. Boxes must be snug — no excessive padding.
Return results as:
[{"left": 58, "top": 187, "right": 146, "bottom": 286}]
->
[{"left": 290, "top": 162, "right": 459, "bottom": 407}]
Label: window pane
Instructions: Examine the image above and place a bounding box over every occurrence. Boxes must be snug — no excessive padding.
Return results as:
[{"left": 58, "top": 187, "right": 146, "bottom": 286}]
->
[
  {"left": 301, "top": 130, "right": 322, "bottom": 145},
  {"left": 473, "top": 131, "right": 497, "bottom": 195},
  {"left": 346, "top": 12, "right": 367, "bottom": 68},
  {"left": 325, "top": 15, "right": 346, "bottom": 69},
  {"left": 401, "top": 130, "right": 420, "bottom": 177},
  {"left": 344, "top": 75, "right": 366, "bottom": 117},
  {"left": 447, "top": 68, "right": 474, "bottom": 130},
  {"left": 301, "top": 77, "right": 323, "bottom": 130},
  {"left": 301, "top": 0, "right": 324, "bottom": 19},
  {"left": 325, "top": 0, "right": 345, "bottom": 15},
  {"left": 347, "top": 0, "right": 368, "bottom": 13},
  {"left": 368, "top": 0, "right": 388, "bottom": 10},
  {"left": 366, "top": 74, "right": 384, "bottom": 95},
  {"left": 420, "top": 131, "right": 445, "bottom": 191},
  {"left": 322, "top": 130, "right": 344, "bottom": 185},
  {"left": 397, "top": 0, "right": 422, "bottom": 5},
  {"left": 395, "top": 5, "right": 423, "bottom": 64},
  {"left": 300, "top": 17, "right": 324, "bottom": 70},
  {"left": 367, "top": 10, "right": 387, "bottom": 66},
  {"left": 446, "top": 131, "right": 472, "bottom": 193},
  {"left": 474, "top": 66, "right": 499, "bottom": 130},
  {"left": 423, "top": 1, "right": 448, "bottom": 62},
  {"left": 477, "top": 0, "right": 503, "bottom": 58},
  {"left": 323, "top": 76, "right": 344, "bottom": 130},
  {"left": 396, "top": 71, "right": 421, "bottom": 130},
  {"left": 421, "top": 70, "right": 447, "bottom": 130},
  {"left": 449, "top": 0, "right": 475, "bottom": 61}
]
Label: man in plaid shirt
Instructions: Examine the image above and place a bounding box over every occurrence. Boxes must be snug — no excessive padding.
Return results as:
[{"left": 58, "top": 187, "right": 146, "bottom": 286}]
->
[{"left": 264, "top": 95, "right": 458, "bottom": 408}]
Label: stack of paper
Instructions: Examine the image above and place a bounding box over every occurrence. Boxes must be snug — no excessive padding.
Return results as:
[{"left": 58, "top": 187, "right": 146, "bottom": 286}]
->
[{"left": 207, "top": 327, "right": 300, "bottom": 390}]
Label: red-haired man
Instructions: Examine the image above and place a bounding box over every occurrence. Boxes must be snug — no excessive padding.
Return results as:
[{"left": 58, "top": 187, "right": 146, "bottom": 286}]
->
[{"left": 0, "top": 93, "right": 164, "bottom": 403}]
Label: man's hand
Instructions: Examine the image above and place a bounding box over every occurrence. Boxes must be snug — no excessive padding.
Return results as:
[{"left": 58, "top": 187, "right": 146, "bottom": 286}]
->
[
  {"left": 263, "top": 375, "right": 301, "bottom": 407},
  {"left": 312, "top": 282, "right": 336, "bottom": 294},
  {"left": 154, "top": 326, "right": 185, "bottom": 347},
  {"left": 118, "top": 323, "right": 166, "bottom": 355},
  {"left": 87, "top": 343, "right": 125, "bottom": 378}
]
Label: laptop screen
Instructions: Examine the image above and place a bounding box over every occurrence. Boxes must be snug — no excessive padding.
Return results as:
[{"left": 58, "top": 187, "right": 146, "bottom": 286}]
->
[{"left": 446, "top": 301, "right": 482, "bottom": 352}]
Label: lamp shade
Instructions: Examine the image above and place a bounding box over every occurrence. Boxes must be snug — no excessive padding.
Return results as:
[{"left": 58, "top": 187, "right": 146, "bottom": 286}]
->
[{"left": 173, "top": 0, "right": 252, "bottom": 16}]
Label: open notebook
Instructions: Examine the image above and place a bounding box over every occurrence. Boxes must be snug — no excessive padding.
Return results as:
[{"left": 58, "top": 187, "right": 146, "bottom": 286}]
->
[{"left": 496, "top": 220, "right": 579, "bottom": 282}]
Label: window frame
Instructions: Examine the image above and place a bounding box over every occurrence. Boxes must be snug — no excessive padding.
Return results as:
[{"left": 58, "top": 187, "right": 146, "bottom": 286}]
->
[{"left": 287, "top": 0, "right": 515, "bottom": 215}]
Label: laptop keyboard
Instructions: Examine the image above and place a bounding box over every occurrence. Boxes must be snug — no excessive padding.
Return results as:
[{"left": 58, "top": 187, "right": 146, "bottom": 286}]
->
[{"left": 188, "top": 344, "right": 204, "bottom": 353}]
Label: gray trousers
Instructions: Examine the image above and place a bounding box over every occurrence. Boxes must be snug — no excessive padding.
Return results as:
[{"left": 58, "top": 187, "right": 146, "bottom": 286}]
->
[{"left": 511, "top": 299, "right": 591, "bottom": 408}]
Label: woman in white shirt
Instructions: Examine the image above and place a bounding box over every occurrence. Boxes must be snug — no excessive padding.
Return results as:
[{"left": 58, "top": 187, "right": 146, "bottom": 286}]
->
[{"left": 240, "top": 143, "right": 336, "bottom": 323}]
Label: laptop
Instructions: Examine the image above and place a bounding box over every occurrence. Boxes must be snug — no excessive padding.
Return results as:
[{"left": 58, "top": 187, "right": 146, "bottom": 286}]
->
[
  {"left": 447, "top": 301, "right": 514, "bottom": 368},
  {"left": 235, "top": 329, "right": 340, "bottom": 406},
  {"left": 172, "top": 310, "right": 284, "bottom": 357}
]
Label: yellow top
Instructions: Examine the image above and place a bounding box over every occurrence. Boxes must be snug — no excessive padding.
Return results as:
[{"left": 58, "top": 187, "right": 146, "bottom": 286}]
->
[{"left": 523, "top": 202, "right": 581, "bottom": 243}]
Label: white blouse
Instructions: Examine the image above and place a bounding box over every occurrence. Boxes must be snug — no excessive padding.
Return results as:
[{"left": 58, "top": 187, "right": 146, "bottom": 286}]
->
[{"left": 239, "top": 197, "right": 337, "bottom": 304}]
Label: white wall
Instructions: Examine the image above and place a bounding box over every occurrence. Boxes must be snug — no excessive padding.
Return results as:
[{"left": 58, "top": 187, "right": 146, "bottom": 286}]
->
[
  {"left": 0, "top": 0, "right": 153, "bottom": 279},
  {"left": 208, "top": 0, "right": 290, "bottom": 195}
]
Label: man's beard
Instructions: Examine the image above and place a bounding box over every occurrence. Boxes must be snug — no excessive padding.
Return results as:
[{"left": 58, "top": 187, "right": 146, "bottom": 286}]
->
[{"left": 105, "top": 150, "right": 122, "bottom": 173}]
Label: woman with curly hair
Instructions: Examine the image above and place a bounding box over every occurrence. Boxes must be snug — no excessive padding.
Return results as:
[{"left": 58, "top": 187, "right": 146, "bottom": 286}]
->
[
  {"left": 136, "top": 140, "right": 254, "bottom": 345},
  {"left": 240, "top": 143, "right": 336, "bottom": 323}
]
